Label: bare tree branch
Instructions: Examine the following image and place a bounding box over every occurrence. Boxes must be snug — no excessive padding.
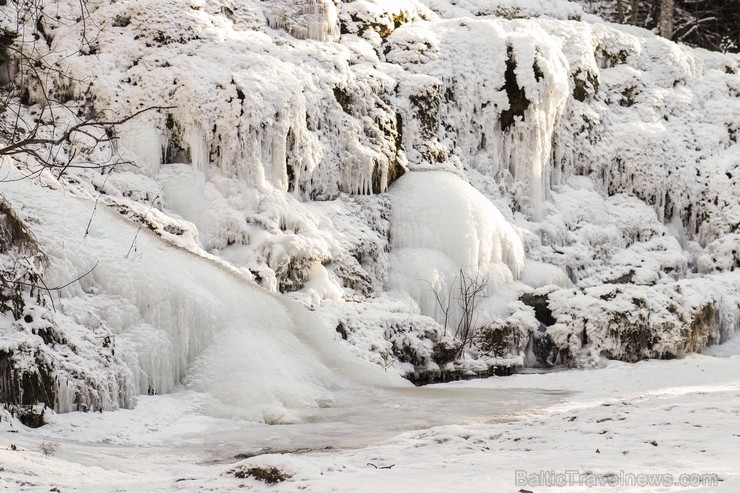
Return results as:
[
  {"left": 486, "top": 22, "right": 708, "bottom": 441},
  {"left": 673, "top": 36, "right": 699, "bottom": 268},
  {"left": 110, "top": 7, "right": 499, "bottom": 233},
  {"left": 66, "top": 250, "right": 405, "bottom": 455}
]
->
[
  {"left": 0, "top": 106, "right": 174, "bottom": 157},
  {"left": 427, "top": 266, "right": 490, "bottom": 357}
]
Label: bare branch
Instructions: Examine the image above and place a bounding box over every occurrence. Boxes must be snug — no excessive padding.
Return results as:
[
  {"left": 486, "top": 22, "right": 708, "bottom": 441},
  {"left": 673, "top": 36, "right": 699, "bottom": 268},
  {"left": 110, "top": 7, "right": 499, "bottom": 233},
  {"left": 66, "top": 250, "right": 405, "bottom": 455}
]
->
[
  {"left": 425, "top": 265, "right": 491, "bottom": 357},
  {"left": 0, "top": 106, "right": 175, "bottom": 157},
  {"left": 6, "top": 260, "right": 98, "bottom": 292},
  {"left": 124, "top": 189, "right": 163, "bottom": 259}
]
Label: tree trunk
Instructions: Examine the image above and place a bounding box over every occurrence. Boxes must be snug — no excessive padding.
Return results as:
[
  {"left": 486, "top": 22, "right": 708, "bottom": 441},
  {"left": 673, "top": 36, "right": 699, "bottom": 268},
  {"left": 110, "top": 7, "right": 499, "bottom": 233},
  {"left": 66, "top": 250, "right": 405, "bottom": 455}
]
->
[
  {"left": 616, "top": 0, "right": 625, "bottom": 24},
  {"left": 659, "top": 0, "right": 675, "bottom": 39},
  {"left": 630, "top": 0, "right": 639, "bottom": 25}
]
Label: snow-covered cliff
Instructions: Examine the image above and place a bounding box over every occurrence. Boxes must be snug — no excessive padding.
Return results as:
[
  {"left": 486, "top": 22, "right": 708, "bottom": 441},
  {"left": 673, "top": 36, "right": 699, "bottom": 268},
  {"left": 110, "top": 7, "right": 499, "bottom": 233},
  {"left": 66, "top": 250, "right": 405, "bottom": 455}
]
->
[{"left": 1, "top": 0, "right": 739, "bottom": 421}]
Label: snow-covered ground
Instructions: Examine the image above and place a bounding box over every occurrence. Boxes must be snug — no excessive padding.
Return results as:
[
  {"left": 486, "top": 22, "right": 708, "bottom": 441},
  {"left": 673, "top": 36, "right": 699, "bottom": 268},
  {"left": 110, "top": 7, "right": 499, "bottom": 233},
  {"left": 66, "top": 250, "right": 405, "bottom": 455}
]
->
[
  {"left": 1, "top": 152, "right": 735, "bottom": 492},
  {"left": 1, "top": 349, "right": 738, "bottom": 492}
]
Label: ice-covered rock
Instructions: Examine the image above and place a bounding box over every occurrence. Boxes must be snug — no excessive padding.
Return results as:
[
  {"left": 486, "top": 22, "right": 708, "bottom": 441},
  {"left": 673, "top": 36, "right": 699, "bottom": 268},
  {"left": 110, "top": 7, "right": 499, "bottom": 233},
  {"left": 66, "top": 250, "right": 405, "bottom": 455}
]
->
[{"left": 0, "top": 199, "right": 131, "bottom": 424}]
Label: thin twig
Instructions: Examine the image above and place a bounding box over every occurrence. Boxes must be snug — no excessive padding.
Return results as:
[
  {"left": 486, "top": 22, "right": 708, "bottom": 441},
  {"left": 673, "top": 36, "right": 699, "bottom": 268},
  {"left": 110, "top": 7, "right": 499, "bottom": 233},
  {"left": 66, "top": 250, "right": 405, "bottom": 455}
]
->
[
  {"left": 6, "top": 260, "right": 99, "bottom": 292},
  {"left": 124, "top": 189, "right": 162, "bottom": 259},
  {"left": 85, "top": 171, "right": 112, "bottom": 237},
  {"left": 0, "top": 106, "right": 175, "bottom": 157}
]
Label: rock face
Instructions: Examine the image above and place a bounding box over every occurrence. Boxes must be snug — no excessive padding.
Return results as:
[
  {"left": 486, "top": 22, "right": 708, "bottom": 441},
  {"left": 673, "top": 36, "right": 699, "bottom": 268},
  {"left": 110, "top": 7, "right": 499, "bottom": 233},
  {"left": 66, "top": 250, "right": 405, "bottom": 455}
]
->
[
  {"left": 0, "top": 201, "right": 54, "bottom": 425},
  {"left": 1, "top": 0, "right": 739, "bottom": 406},
  {"left": 0, "top": 349, "right": 55, "bottom": 427}
]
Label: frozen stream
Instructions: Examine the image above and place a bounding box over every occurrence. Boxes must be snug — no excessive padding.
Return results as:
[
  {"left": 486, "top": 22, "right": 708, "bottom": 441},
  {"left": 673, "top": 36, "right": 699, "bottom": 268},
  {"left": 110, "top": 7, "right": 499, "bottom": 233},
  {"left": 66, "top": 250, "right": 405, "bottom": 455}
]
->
[{"left": 37, "top": 384, "right": 570, "bottom": 461}]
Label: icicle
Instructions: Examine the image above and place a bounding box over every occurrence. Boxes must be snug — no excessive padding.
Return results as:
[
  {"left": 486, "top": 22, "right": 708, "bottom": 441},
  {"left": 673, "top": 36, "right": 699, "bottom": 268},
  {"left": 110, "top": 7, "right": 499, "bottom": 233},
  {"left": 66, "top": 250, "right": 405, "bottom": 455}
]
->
[
  {"left": 186, "top": 125, "right": 209, "bottom": 174},
  {"left": 264, "top": 0, "right": 340, "bottom": 43}
]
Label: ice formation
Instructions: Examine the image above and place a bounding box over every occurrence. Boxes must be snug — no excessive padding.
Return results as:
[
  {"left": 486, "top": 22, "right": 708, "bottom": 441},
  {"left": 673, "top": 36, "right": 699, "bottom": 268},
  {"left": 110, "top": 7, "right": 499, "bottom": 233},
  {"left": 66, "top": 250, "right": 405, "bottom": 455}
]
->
[
  {"left": 263, "top": 0, "right": 340, "bottom": 43},
  {"left": 3, "top": 173, "right": 402, "bottom": 422},
  {"left": 1, "top": 0, "right": 739, "bottom": 419},
  {"left": 387, "top": 18, "right": 570, "bottom": 218},
  {"left": 388, "top": 171, "right": 525, "bottom": 327}
]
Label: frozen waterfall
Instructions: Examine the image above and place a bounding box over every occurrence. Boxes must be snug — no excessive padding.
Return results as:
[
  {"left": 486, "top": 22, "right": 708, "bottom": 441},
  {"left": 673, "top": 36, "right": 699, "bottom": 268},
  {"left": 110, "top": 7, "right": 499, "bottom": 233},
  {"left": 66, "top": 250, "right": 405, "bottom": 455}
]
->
[
  {"left": 4, "top": 176, "right": 404, "bottom": 423},
  {"left": 387, "top": 171, "right": 526, "bottom": 329}
]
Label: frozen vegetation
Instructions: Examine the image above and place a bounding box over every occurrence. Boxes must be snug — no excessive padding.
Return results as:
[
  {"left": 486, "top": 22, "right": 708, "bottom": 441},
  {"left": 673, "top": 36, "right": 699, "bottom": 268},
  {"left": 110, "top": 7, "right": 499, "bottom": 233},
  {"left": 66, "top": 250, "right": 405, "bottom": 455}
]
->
[{"left": 0, "top": 0, "right": 739, "bottom": 489}]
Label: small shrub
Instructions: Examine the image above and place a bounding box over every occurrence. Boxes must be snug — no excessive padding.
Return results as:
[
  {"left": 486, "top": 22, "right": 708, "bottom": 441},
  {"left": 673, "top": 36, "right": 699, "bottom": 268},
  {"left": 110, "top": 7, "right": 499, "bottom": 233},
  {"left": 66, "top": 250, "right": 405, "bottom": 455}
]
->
[
  {"left": 230, "top": 465, "right": 291, "bottom": 484},
  {"left": 40, "top": 441, "right": 58, "bottom": 456}
]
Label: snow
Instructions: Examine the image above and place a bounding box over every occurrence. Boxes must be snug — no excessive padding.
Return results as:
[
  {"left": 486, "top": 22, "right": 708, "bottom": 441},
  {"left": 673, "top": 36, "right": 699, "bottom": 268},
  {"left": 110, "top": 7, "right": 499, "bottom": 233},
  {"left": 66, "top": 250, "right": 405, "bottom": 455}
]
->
[
  {"left": 302, "top": 261, "right": 345, "bottom": 301},
  {"left": 425, "top": 0, "right": 591, "bottom": 21},
  {"left": 520, "top": 259, "right": 570, "bottom": 288},
  {"left": 0, "top": 0, "right": 740, "bottom": 489},
  {"left": 1, "top": 354, "right": 739, "bottom": 492},
  {"left": 386, "top": 16, "right": 571, "bottom": 218},
  {"left": 389, "top": 171, "right": 525, "bottom": 273},
  {"left": 3, "top": 0, "right": 736, "bottom": 366},
  {"left": 264, "top": 0, "right": 340, "bottom": 43},
  {"left": 387, "top": 171, "right": 525, "bottom": 329}
]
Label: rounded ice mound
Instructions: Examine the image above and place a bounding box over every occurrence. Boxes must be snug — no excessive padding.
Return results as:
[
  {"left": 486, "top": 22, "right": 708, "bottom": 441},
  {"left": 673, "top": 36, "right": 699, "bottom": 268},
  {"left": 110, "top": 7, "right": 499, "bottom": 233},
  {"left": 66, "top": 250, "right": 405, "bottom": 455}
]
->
[
  {"left": 387, "top": 171, "right": 525, "bottom": 324},
  {"left": 389, "top": 170, "right": 525, "bottom": 274}
]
